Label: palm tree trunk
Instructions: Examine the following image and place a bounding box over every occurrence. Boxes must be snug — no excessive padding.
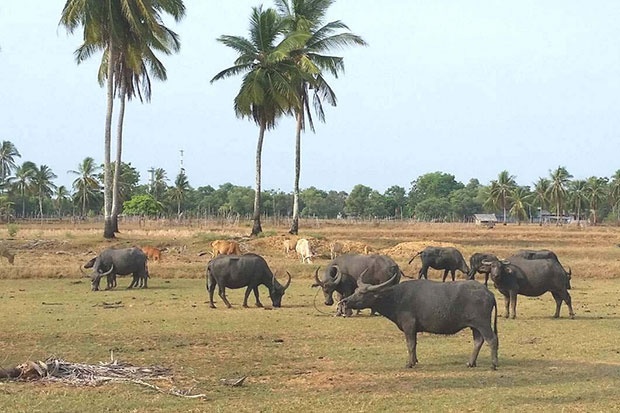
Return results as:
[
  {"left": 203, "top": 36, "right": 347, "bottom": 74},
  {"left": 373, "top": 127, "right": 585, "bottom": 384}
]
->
[
  {"left": 81, "top": 186, "right": 87, "bottom": 217},
  {"left": 251, "top": 122, "right": 266, "bottom": 236},
  {"left": 111, "top": 81, "right": 126, "bottom": 234},
  {"left": 556, "top": 200, "right": 560, "bottom": 226},
  {"left": 103, "top": 46, "right": 116, "bottom": 239},
  {"left": 289, "top": 113, "right": 303, "bottom": 235}
]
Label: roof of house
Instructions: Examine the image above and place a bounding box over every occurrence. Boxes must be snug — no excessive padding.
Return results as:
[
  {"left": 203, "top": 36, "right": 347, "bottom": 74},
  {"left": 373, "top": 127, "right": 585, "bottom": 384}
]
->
[{"left": 473, "top": 214, "right": 498, "bottom": 222}]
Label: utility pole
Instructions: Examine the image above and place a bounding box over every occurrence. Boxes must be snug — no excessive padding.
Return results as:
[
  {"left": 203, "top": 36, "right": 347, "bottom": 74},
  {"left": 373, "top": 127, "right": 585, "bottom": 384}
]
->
[
  {"left": 179, "top": 149, "right": 185, "bottom": 175},
  {"left": 147, "top": 167, "right": 155, "bottom": 193}
]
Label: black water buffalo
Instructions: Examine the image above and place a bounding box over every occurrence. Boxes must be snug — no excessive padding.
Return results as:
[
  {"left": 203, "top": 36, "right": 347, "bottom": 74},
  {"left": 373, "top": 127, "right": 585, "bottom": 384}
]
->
[
  {"left": 340, "top": 275, "right": 498, "bottom": 370},
  {"left": 486, "top": 256, "right": 575, "bottom": 319},
  {"left": 86, "top": 247, "right": 149, "bottom": 291},
  {"left": 513, "top": 249, "right": 571, "bottom": 289},
  {"left": 409, "top": 246, "right": 470, "bottom": 282},
  {"left": 467, "top": 252, "right": 498, "bottom": 286},
  {"left": 313, "top": 254, "right": 401, "bottom": 316},
  {"left": 207, "top": 253, "right": 291, "bottom": 308}
]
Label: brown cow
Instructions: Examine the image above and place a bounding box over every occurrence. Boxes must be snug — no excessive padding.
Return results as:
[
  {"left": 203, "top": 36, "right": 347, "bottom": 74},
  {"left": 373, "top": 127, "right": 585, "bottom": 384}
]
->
[
  {"left": 141, "top": 246, "right": 162, "bottom": 262},
  {"left": 211, "top": 240, "right": 241, "bottom": 257},
  {"left": 0, "top": 246, "right": 15, "bottom": 265}
]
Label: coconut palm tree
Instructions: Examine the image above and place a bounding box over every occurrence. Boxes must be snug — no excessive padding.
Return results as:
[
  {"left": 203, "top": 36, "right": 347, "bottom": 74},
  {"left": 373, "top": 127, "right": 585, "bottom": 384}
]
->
[
  {"left": 31, "top": 164, "right": 57, "bottom": 221},
  {"left": 211, "top": 6, "right": 309, "bottom": 235},
  {"left": 533, "top": 177, "right": 550, "bottom": 225},
  {"left": 54, "top": 185, "right": 71, "bottom": 217},
  {"left": 69, "top": 157, "right": 101, "bottom": 217},
  {"left": 568, "top": 179, "right": 588, "bottom": 224},
  {"left": 609, "top": 170, "right": 620, "bottom": 223},
  {"left": 488, "top": 170, "right": 516, "bottom": 224},
  {"left": 0, "top": 140, "right": 20, "bottom": 193},
  {"left": 547, "top": 166, "right": 573, "bottom": 225},
  {"left": 508, "top": 186, "right": 532, "bottom": 225},
  {"left": 150, "top": 167, "right": 168, "bottom": 201},
  {"left": 275, "top": 0, "right": 367, "bottom": 235},
  {"left": 12, "top": 161, "right": 36, "bottom": 218},
  {"left": 59, "top": 0, "right": 185, "bottom": 238},
  {"left": 169, "top": 171, "right": 190, "bottom": 217},
  {"left": 585, "top": 176, "right": 608, "bottom": 225}
]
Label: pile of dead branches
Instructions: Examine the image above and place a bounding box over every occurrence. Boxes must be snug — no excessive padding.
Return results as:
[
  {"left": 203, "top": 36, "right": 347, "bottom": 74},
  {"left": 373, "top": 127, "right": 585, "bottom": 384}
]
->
[{"left": 0, "top": 356, "right": 206, "bottom": 399}]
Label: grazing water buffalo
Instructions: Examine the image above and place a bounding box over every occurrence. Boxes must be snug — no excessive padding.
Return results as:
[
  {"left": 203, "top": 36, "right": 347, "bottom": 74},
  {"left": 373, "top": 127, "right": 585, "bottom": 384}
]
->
[
  {"left": 86, "top": 247, "right": 149, "bottom": 291},
  {"left": 468, "top": 252, "right": 498, "bottom": 286},
  {"left": 313, "top": 254, "right": 401, "bottom": 316},
  {"left": 409, "top": 246, "right": 470, "bottom": 282},
  {"left": 207, "top": 253, "right": 291, "bottom": 308},
  {"left": 340, "top": 275, "right": 499, "bottom": 370},
  {"left": 486, "top": 256, "right": 574, "bottom": 319}
]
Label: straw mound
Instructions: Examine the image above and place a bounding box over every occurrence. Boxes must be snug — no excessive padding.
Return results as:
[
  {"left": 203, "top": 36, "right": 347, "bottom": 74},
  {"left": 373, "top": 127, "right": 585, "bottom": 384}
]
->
[{"left": 379, "top": 241, "right": 458, "bottom": 258}]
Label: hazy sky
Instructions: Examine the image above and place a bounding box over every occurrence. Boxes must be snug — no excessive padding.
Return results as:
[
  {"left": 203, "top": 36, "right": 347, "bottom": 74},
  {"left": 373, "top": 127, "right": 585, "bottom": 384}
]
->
[{"left": 1, "top": 1, "right": 620, "bottom": 193}]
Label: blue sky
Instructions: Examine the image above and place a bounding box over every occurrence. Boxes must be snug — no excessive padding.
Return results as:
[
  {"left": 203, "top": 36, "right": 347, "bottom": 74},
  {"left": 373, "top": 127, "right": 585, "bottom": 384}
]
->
[{"left": 1, "top": 1, "right": 619, "bottom": 193}]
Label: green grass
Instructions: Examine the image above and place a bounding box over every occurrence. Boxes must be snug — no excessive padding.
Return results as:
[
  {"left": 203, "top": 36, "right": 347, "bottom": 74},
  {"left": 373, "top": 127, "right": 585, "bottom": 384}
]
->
[{"left": 1, "top": 276, "right": 619, "bottom": 412}]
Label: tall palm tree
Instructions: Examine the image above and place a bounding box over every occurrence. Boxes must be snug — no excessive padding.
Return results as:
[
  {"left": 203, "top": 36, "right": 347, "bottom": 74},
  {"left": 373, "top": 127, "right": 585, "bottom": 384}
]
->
[
  {"left": 60, "top": 0, "right": 185, "bottom": 238},
  {"left": 54, "top": 185, "right": 71, "bottom": 217},
  {"left": 568, "top": 179, "right": 588, "bottom": 224},
  {"left": 170, "top": 171, "right": 190, "bottom": 217},
  {"left": 488, "top": 170, "right": 516, "bottom": 224},
  {"left": 609, "top": 170, "right": 620, "bottom": 222},
  {"left": 275, "top": 0, "right": 367, "bottom": 235},
  {"left": 508, "top": 186, "right": 532, "bottom": 225},
  {"left": 69, "top": 157, "right": 101, "bottom": 217},
  {"left": 12, "top": 161, "right": 36, "bottom": 218},
  {"left": 547, "top": 166, "right": 573, "bottom": 225},
  {"left": 585, "top": 176, "right": 608, "bottom": 225},
  {"left": 533, "top": 177, "right": 550, "bottom": 225},
  {"left": 150, "top": 167, "right": 168, "bottom": 201},
  {"left": 0, "top": 140, "right": 20, "bottom": 193},
  {"left": 31, "top": 164, "right": 58, "bottom": 221},
  {"left": 211, "top": 6, "right": 309, "bottom": 235}
]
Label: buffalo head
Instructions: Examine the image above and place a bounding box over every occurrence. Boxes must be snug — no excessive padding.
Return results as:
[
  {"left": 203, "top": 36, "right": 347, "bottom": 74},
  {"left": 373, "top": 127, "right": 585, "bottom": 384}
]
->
[
  {"left": 269, "top": 271, "right": 292, "bottom": 307},
  {"left": 340, "top": 268, "right": 399, "bottom": 311},
  {"left": 313, "top": 266, "right": 343, "bottom": 306}
]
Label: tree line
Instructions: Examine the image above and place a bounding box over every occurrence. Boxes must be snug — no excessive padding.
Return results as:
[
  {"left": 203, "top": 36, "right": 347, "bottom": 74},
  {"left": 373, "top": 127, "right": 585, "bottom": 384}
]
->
[{"left": 2, "top": 141, "right": 619, "bottom": 225}]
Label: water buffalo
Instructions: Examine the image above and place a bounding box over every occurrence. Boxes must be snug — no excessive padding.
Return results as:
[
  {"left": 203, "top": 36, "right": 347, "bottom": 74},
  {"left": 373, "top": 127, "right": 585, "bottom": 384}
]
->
[
  {"left": 86, "top": 247, "right": 149, "bottom": 291},
  {"left": 207, "top": 253, "right": 291, "bottom": 308},
  {"left": 313, "top": 254, "right": 401, "bottom": 316},
  {"left": 486, "top": 256, "right": 575, "bottom": 319},
  {"left": 513, "top": 249, "right": 571, "bottom": 289},
  {"left": 409, "top": 246, "right": 470, "bottom": 282},
  {"left": 467, "top": 252, "right": 498, "bottom": 286},
  {"left": 339, "top": 275, "right": 499, "bottom": 370}
]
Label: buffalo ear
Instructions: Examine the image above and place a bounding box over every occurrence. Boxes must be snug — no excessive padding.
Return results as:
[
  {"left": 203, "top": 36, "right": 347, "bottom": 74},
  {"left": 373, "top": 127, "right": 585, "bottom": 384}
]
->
[{"left": 506, "top": 267, "right": 513, "bottom": 275}]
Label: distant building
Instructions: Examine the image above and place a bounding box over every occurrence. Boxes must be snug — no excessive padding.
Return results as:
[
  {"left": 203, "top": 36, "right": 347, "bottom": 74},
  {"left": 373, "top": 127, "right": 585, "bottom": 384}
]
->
[
  {"left": 536, "top": 209, "right": 573, "bottom": 225},
  {"left": 474, "top": 214, "right": 498, "bottom": 228}
]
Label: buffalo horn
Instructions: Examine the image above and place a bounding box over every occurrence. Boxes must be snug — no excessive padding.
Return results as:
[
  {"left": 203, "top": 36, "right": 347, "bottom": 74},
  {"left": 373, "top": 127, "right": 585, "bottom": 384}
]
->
[
  {"left": 359, "top": 271, "right": 399, "bottom": 292},
  {"left": 79, "top": 264, "right": 86, "bottom": 276},
  {"left": 332, "top": 265, "right": 343, "bottom": 286},
  {"left": 313, "top": 267, "right": 323, "bottom": 287},
  {"left": 101, "top": 264, "right": 115, "bottom": 277},
  {"left": 283, "top": 271, "right": 292, "bottom": 290}
]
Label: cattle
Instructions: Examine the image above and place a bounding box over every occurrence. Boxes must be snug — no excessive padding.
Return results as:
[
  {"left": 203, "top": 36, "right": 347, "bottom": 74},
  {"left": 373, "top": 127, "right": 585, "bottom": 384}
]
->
[
  {"left": 207, "top": 253, "right": 291, "bottom": 308},
  {"left": 486, "top": 256, "right": 575, "bottom": 319},
  {"left": 468, "top": 252, "right": 498, "bottom": 286},
  {"left": 513, "top": 249, "right": 571, "bottom": 289},
  {"left": 141, "top": 246, "right": 162, "bottom": 262},
  {"left": 329, "top": 241, "right": 344, "bottom": 259},
  {"left": 211, "top": 239, "right": 241, "bottom": 257},
  {"left": 283, "top": 239, "right": 293, "bottom": 256},
  {"left": 313, "top": 253, "right": 401, "bottom": 316},
  {"left": 295, "top": 238, "right": 315, "bottom": 264},
  {"left": 339, "top": 274, "right": 499, "bottom": 370},
  {"left": 409, "top": 246, "right": 470, "bottom": 282},
  {"left": 85, "top": 247, "right": 149, "bottom": 291},
  {"left": 0, "top": 246, "right": 15, "bottom": 265}
]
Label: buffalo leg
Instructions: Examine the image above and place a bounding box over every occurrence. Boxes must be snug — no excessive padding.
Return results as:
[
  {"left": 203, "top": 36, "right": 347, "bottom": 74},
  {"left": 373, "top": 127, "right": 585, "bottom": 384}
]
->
[
  {"left": 467, "top": 328, "right": 484, "bottom": 368},
  {"left": 502, "top": 294, "right": 510, "bottom": 318},
  {"left": 551, "top": 291, "right": 575, "bottom": 319},
  {"left": 442, "top": 269, "right": 449, "bottom": 282},
  {"left": 478, "top": 325, "right": 499, "bottom": 370},
  {"left": 207, "top": 275, "right": 217, "bottom": 308},
  {"left": 401, "top": 320, "right": 419, "bottom": 368},
  {"left": 252, "top": 287, "right": 263, "bottom": 307},
  {"left": 218, "top": 287, "right": 232, "bottom": 308},
  {"left": 484, "top": 273, "right": 489, "bottom": 287},
  {"left": 418, "top": 265, "right": 429, "bottom": 280},
  {"left": 242, "top": 287, "right": 252, "bottom": 308},
  {"left": 509, "top": 291, "right": 518, "bottom": 319},
  {"left": 451, "top": 270, "right": 456, "bottom": 282}
]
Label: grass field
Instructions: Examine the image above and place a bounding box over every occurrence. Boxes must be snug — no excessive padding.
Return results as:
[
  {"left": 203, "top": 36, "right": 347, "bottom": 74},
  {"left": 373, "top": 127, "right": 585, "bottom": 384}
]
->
[{"left": 0, "top": 220, "right": 619, "bottom": 412}]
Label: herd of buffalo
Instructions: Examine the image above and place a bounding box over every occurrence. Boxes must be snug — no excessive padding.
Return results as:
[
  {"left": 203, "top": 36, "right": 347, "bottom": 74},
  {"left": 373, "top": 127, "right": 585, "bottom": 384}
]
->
[{"left": 82, "top": 242, "right": 574, "bottom": 370}]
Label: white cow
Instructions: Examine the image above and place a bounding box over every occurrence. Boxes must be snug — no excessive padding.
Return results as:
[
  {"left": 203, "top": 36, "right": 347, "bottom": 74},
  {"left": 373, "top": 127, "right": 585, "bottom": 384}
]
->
[{"left": 295, "top": 238, "right": 315, "bottom": 264}]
